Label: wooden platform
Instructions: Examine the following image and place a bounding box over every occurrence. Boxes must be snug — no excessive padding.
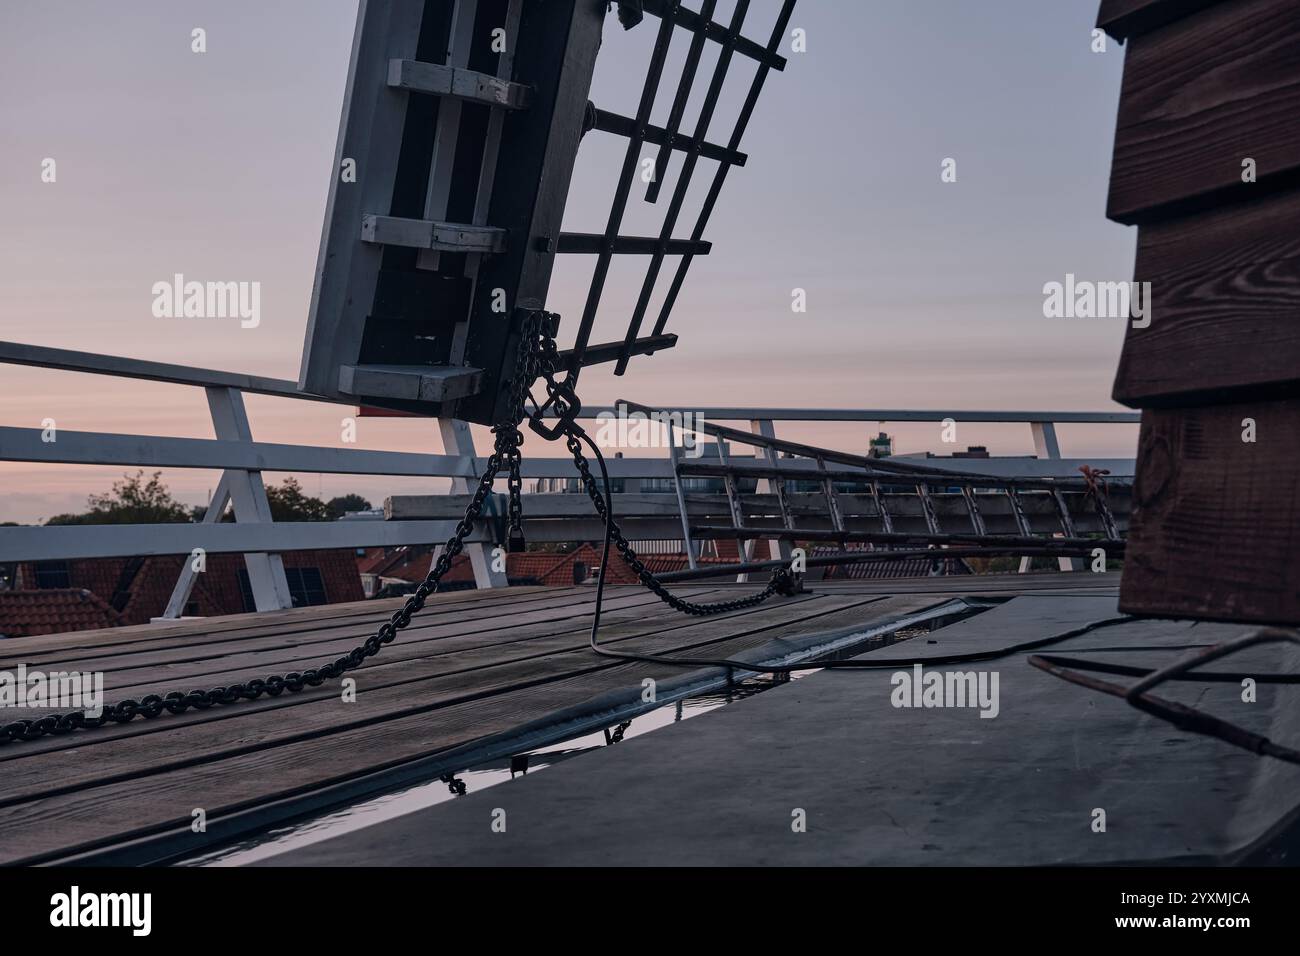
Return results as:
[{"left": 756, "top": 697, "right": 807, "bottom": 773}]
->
[
  {"left": 269, "top": 591, "right": 1300, "bottom": 867},
  {"left": 0, "top": 573, "right": 1119, "bottom": 865}
]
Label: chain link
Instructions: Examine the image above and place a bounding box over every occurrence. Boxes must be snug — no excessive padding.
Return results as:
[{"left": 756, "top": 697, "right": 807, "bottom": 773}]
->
[
  {"left": 563, "top": 430, "right": 798, "bottom": 615},
  {"left": 0, "top": 313, "right": 795, "bottom": 745},
  {"left": 1, "top": 318, "right": 545, "bottom": 746}
]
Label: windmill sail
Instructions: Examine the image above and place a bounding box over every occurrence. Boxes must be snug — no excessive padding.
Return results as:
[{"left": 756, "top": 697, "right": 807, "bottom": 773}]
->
[{"left": 299, "top": 0, "right": 794, "bottom": 425}]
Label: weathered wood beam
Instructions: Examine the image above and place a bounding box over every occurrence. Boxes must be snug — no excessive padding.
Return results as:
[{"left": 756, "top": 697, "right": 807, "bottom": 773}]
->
[
  {"left": 360, "top": 214, "right": 508, "bottom": 253},
  {"left": 387, "top": 58, "right": 533, "bottom": 110},
  {"left": 338, "top": 364, "right": 484, "bottom": 403},
  {"left": 1113, "top": 186, "right": 1300, "bottom": 407},
  {"left": 1121, "top": 399, "right": 1300, "bottom": 624},
  {"left": 1096, "top": 0, "right": 1226, "bottom": 41},
  {"left": 1105, "top": 0, "right": 1300, "bottom": 224}
]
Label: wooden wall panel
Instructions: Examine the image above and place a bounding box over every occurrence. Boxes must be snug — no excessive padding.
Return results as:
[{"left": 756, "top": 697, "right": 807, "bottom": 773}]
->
[
  {"left": 1096, "top": 0, "right": 1225, "bottom": 41},
  {"left": 1121, "top": 400, "right": 1300, "bottom": 624},
  {"left": 1106, "top": 0, "right": 1300, "bottom": 224},
  {"left": 1112, "top": 186, "right": 1300, "bottom": 407}
]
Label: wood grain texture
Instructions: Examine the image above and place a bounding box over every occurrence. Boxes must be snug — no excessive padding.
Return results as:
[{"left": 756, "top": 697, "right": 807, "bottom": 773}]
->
[
  {"left": 1096, "top": 0, "right": 1227, "bottom": 41},
  {"left": 1106, "top": 0, "right": 1300, "bottom": 224},
  {"left": 0, "top": 583, "right": 955, "bottom": 863},
  {"left": 1112, "top": 186, "right": 1300, "bottom": 406},
  {"left": 1120, "top": 400, "right": 1300, "bottom": 624}
]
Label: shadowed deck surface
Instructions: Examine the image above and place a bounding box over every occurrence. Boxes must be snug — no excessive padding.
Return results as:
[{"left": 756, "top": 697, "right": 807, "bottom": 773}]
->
[
  {"left": 0, "top": 573, "right": 1124, "bottom": 865},
  {"left": 268, "top": 590, "right": 1300, "bottom": 867}
]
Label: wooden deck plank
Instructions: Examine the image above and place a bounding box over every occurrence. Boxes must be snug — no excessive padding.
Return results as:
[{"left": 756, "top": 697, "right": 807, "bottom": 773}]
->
[
  {"left": 0, "top": 586, "right": 734, "bottom": 756},
  {"left": 0, "top": 590, "right": 938, "bottom": 864},
  {"left": 0, "top": 584, "right": 720, "bottom": 676},
  {"left": 0, "top": 584, "right": 556, "bottom": 656},
  {"left": 26, "top": 587, "right": 726, "bottom": 700},
  {"left": 0, "top": 590, "right": 851, "bottom": 788}
]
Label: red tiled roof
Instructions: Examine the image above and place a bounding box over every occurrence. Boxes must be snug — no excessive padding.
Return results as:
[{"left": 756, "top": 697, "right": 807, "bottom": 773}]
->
[
  {"left": 366, "top": 544, "right": 607, "bottom": 588},
  {"left": 355, "top": 547, "right": 396, "bottom": 575},
  {"left": 368, "top": 548, "right": 477, "bottom": 585},
  {"left": 507, "top": 551, "right": 570, "bottom": 583},
  {"left": 515, "top": 544, "right": 608, "bottom": 587},
  {"left": 364, "top": 548, "right": 433, "bottom": 583},
  {"left": 16, "top": 550, "right": 365, "bottom": 626},
  {"left": 0, "top": 589, "right": 123, "bottom": 638}
]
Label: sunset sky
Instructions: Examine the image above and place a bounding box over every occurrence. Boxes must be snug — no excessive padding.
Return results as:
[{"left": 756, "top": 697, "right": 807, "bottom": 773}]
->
[{"left": 0, "top": 0, "right": 1136, "bottom": 524}]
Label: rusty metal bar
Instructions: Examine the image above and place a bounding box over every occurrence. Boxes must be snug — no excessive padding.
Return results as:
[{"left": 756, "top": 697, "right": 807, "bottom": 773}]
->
[
  {"left": 870, "top": 480, "right": 894, "bottom": 534},
  {"left": 916, "top": 483, "right": 942, "bottom": 535},
  {"left": 692, "top": 525, "right": 1125, "bottom": 553},
  {"left": 962, "top": 486, "right": 987, "bottom": 536},
  {"left": 654, "top": 543, "right": 1121, "bottom": 584},
  {"left": 1030, "top": 628, "right": 1300, "bottom": 765}
]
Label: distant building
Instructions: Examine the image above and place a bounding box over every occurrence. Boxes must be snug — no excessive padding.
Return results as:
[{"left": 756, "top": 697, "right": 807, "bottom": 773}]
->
[
  {"left": 0, "top": 550, "right": 365, "bottom": 635},
  {"left": 0, "top": 588, "right": 122, "bottom": 639}
]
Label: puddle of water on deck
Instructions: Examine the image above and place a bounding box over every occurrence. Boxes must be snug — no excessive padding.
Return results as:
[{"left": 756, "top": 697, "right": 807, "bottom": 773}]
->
[{"left": 178, "top": 600, "right": 994, "bottom": 867}]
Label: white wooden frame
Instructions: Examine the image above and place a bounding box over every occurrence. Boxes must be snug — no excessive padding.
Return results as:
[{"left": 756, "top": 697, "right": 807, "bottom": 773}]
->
[{"left": 0, "top": 339, "right": 1138, "bottom": 617}]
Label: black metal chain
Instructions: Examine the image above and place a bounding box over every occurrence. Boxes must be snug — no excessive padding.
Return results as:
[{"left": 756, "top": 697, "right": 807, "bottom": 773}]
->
[
  {"left": 562, "top": 430, "right": 797, "bottom": 614},
  {"left": 0, "top": 313, "right": 795, "bottom": 745},
  {"left": 522, "top": 317, "right": 798, "bottom": 615}
]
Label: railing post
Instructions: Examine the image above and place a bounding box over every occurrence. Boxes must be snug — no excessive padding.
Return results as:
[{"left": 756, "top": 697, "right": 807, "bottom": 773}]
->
[
  {"left": 1030, "top": 420, "right": 1062, "bottom": 460},
  {"left": 1023, "top": 420, "right": 1078, "bottom": 573},
  {"left": 668, "top": 425, "right": 698, "bottom": 570},
  {"left": 162, "top": 472, "right": 233, "bottom": 618},
  {"left": 716, "top": 438, "right": 754, "bottom": 582},
  {"left": 161, "top": 387, "right": 293, "bottom": 615},
  {"left": 751, "top": 419, "right": 792, "bottom": 565},
  {"left": 433, "top": 418, "right": 507, "bottom": 588}
]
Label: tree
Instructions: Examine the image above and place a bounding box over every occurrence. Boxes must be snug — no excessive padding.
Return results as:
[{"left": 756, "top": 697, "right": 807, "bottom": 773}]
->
[
  {"left": 326, "top": 493, "right": 373, "bottom": 519},
  {"left": 45, "top": 471, "right": 193, "bottom": 525},
  {"left": 265, "top": 477, "right": 332, "bottom": 521}
]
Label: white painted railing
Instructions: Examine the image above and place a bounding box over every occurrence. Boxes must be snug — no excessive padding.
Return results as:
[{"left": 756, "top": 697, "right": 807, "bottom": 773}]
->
[{"left": 0, "top": 340, "right": 1139, "bottom": 615}]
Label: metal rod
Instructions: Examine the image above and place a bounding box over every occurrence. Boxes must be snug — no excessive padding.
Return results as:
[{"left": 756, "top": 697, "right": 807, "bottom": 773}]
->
[
  {"left": 590, "top": 106, "right": 746, "bottom": 166},
  {"left": 616, "top": 0, "right": 749, "bottom": 374},
  {"left": 644, "top": 0, "right": 718, "bottom": 203},
  {"left": 654, "top": 544, "right": 1119, "bottom": 584},
  {"left": 569, "top": 5, "right": 679, "bottom": 368},
  {"left": 639, "top": 0, "right": 788, "bottom": 70},
  {"left": 652, "top": 0, "right": 795, "bottom": 335}
]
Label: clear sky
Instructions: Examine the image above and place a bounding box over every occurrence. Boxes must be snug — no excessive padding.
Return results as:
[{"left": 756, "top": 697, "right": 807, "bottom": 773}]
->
[{"left": 0, "top": 0, "right": 1136, "bottom": 523}]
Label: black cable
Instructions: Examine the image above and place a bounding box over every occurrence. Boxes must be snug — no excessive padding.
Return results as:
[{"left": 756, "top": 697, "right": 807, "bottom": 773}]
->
[
  {"left": 1030, "top": 653, "right": 1300, "bottom": 684},
  {"left": 575, "top": 427, "right": 1133, "bottom": 674}
]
